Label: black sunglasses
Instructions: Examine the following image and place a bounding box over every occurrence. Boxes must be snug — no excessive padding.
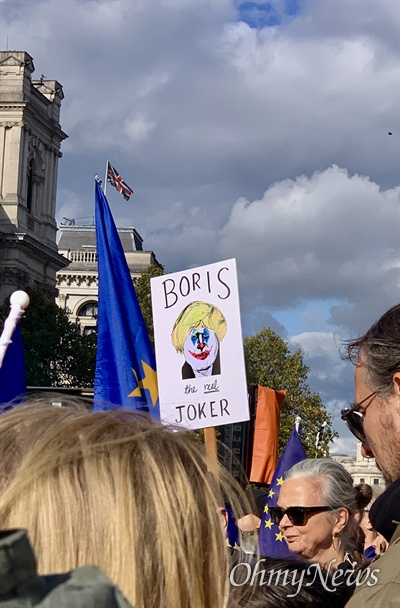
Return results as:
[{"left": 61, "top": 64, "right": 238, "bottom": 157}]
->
[
  {"left": 340, "top": 391, "right": 377, "bottom": 443},
  {"left": 269, "top": 506, "right": 334, "bottom": 526}
]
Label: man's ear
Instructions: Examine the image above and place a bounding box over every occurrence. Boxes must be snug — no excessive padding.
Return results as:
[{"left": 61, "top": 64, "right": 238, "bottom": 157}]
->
[{"left": 393, "top": 372, "right": 400, "bottom": 399}]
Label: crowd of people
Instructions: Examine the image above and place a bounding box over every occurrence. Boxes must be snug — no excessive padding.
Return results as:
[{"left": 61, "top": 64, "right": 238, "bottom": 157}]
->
[{"left": 0, "top": 303, "right": 399, "bottom": 607}]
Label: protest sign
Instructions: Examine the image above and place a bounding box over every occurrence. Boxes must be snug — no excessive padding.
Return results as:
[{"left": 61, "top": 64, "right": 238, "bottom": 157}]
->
[{"left": 151, "top": 258, "right": 249, "bottom": 430}]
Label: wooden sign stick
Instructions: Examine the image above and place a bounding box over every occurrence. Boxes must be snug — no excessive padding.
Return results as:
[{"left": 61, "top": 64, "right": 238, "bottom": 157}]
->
[{"left": 204, "top": 426, "right": 218, "bottom": 474}]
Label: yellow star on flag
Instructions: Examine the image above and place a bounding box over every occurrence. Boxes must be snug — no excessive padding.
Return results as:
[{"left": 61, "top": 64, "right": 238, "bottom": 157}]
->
[
  {"left": 128, "top": 361, "right": 159, "bottom": 406},
  {"left": 264, "top": 505, "right": 269, "bottom": 514},
  {"left": 264, "top": 518, "right": 273, "bottom": 529},
  {"left": 276, "top": 476, "right": 284, "bottom": 486},
  {"left": 268, "top": 489, "right": 275, "bottom": 499},
  {"left": 275, "top": 531, "right": 284, "bottom": 542}
]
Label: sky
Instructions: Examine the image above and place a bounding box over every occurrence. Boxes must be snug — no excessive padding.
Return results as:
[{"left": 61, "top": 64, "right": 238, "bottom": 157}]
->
[{"left": 1, "top": 0, "right": 399, "bottom": 454}]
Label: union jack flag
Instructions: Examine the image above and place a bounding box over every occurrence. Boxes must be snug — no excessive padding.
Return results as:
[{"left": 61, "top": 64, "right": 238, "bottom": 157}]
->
[{"left": 107, "top": 161, "right": 134, "bottom": 201}]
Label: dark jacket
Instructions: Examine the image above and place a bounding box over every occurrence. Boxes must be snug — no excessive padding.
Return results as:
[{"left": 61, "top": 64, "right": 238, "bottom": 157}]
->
[
  {"left": 346, "top": 480, "right": 400, "bottom": 607},
  {"left": 0, "top": 529, "right": 134, "bottom": 608}
]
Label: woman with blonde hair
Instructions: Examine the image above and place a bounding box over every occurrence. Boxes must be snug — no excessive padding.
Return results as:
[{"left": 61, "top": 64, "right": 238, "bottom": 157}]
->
[{"left": 0, "top": 399, "right": 249, "bottom": 608}]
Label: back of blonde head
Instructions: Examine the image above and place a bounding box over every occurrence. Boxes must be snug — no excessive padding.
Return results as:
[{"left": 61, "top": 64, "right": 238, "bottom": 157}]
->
[{"left": 0, "top": 399, "right": 244, "bottom": 608}]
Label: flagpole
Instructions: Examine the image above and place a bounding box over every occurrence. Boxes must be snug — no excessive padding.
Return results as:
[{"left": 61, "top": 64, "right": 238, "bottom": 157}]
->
[
  {"left": 315, "top": 420, "right": 327, "bottom": 457},
  {"left": 104, "top": 158, "right": 108, "bottom": 196},
  {"left": 0, "top": 291, "right": 30, "bottom": 368}
]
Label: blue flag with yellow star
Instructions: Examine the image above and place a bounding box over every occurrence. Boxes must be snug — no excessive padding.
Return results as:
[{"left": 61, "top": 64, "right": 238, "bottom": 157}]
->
[
  {"left": 0, "top": 324, "right": 26, "bottom": 407},
  {"left": 258, "top": 424, "right": 306, "bottom": 557},
  {"left": 226, "top": 507, "right": 240, "bottom": 551},
  {"left": 93, "top": 179, "right": 159, "bottom": 417}
]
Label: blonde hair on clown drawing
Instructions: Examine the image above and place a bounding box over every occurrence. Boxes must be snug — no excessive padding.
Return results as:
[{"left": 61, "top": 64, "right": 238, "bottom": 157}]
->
[
  {"left": 171, "top": 301, "right": 227, "bottom": 354},
  {"left": 0, "top": 397, "right": 250, "bottom": 608}
]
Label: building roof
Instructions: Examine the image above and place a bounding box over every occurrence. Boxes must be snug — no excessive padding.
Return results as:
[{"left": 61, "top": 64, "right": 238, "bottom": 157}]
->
[{"left": 57, "top": 225, "right": 144, "bottom": 252}]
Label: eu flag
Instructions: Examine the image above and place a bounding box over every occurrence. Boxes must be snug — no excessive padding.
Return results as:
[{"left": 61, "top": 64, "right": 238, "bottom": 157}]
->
[
  {"left": 258, "top": 424, "right": 306, "bottom": 557},
  {"left": 0, "top": 324, "right": 26, "bottom": 407},
  {"left": 226, "top": 507, "right": 240, "bottom": 551},
  {"left": 93, "top": 179, "right": 159, "bottom": 417}
]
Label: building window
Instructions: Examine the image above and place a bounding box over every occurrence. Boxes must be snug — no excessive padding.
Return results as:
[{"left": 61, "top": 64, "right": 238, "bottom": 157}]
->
[
  {"left": 27, "top": 159, "right": 34, "bottom": 214},
  {"left": 78, "top": 302, "right": 98, "bottom": 318},
  {"left": 373, "top": 478, "right": 380, "bottom": 485},
  {"left": 83, "top": 326, "right": 96, "bottom": 336},
  {"left": 359, "top": 478, "right": 365, "bottom": 484}
]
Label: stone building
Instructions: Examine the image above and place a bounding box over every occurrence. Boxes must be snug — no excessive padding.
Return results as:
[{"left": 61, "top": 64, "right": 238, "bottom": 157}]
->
[
  {"left": 333, "top": 442, "right": 385, "bottom": 489},
  {"left": 0, "top": 51, "right": 68, "bottom": 303},
  {"left": 0, "top": 50, "right": 161, "bottom": 329},
  {"left": 56, "top": 223, "right": 159, "bottom": 335}
]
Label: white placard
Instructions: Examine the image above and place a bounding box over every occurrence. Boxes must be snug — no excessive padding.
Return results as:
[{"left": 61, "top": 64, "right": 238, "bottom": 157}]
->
[{"left": 151, "top": 258, "right": 249, "bottom": 430}]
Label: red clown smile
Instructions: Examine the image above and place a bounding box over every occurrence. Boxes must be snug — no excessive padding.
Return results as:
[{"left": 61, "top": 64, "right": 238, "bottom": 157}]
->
[{"left": 189, "top": 350, "right": 211, "bottom": 360}]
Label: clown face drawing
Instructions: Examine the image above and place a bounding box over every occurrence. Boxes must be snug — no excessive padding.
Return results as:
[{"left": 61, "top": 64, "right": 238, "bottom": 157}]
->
[
  {"left": 183, "top": 325, "right": 219, "bottom": 377},
  {"left": 172, "top": 302, "right": 227, "bottom": 379}
]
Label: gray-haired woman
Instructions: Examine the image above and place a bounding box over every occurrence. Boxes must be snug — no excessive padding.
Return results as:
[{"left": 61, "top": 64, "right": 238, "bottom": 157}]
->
[{"left": 269, "top": 459, "right": 368, "bottom": 570}]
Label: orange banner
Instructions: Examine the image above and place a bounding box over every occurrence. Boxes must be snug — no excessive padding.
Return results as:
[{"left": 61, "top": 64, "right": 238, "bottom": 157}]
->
[{"left": 249, "top": 385, "right": 287, "bottom": 484}]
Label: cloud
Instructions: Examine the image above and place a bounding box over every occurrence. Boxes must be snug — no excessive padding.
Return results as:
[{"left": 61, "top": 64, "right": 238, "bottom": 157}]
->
[
  {"left": 218, "top": 166, "right": 399, "bottom": 331},
  {"left": 289, "top": 330, "right": 353, "bottom": 400},
  {"left": 3, "top": 0, "right": 398, "bottom": 201},
  {"left": 330, "top": 436, "right": 358, "bottom": 456},
  {"left": 124, "top": 113, "right": 156, "bottom": 144},
  {"left": 3, "top": 2, "right": 397, "bottom": 299}
]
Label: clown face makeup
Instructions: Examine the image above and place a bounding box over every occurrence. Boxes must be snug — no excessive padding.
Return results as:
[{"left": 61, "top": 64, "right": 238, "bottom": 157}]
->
[{"left": 183, "top": 325, "right": 219, "bottom": 377}]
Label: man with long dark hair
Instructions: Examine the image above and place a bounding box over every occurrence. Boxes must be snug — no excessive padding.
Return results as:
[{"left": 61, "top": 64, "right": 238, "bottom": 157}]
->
[{"left": 341, "top": 303, "right": 400, "bottom": 607}]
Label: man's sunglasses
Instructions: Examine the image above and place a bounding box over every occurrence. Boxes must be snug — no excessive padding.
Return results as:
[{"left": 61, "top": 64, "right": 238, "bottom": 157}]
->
[
  {"left": 340, "top": 391, "right": 377, "bottom": 443},
  {"left": 269, "top": 506, "right": 334, "bottom": 527}
]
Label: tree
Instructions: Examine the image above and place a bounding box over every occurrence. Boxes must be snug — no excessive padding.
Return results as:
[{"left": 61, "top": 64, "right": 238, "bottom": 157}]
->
[
  {"left": 134, "top": 264, "right": 165, "bottom": 347},
  {"left": 244, "top": 327, "right": 336, "bottom": 457},
  {"left": 0, "top": 290, "right": 96, "bottom": 388}
]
